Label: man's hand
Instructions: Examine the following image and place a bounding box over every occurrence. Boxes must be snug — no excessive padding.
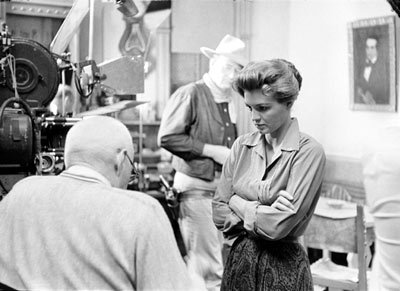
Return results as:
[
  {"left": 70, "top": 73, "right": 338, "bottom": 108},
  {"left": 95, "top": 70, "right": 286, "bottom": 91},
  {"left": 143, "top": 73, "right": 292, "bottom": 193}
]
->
[
  {"left": 271, "top": 190, "right": 295, "bottom": 212},
  {"left": 357, "top": 87, "right": 376, "bottom": 104},
  {"left": 363, "top": 91, "right": 376, "bottom": 104},
  {"left": 202, "top": 144, "right": 230, "bottom": 165}
]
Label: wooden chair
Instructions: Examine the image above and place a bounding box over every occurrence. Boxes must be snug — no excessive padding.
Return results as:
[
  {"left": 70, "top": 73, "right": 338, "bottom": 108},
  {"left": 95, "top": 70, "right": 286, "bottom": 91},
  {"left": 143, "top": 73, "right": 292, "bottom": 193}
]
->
[
  {"left": 303, "top": 204, "right": 369, "bottom": 291},
  {"left": 320, "top": 185, "right": 353, "bottom": 262}
]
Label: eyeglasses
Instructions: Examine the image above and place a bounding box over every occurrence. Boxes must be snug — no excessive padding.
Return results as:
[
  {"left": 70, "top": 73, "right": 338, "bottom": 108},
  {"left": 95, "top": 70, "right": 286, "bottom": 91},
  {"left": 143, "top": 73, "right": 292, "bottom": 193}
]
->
[{"left": 125, "top": 152, "right": 139, "bottom": 181}]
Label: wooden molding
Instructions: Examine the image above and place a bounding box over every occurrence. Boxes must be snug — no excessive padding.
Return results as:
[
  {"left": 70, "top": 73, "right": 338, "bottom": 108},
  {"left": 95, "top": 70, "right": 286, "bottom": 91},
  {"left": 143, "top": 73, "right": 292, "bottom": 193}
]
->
[{"left": 6, "top": 0, "right": 72, "bottom": 18}]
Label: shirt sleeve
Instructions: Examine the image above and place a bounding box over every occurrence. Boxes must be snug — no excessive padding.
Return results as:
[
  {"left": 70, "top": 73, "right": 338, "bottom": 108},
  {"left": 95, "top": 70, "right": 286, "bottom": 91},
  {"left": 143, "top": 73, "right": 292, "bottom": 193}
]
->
[
  {"left": 135, "top": 200, "right": 203, "bottom": 291},
  {"left": 212, "top": 138, "right": 246, "bottom": 238},
  {"left": 157, "top": 85, "right": 205, "bottom": 160},
  {"left": 232, "top": 141, "right": 326, "bottom": 240}
]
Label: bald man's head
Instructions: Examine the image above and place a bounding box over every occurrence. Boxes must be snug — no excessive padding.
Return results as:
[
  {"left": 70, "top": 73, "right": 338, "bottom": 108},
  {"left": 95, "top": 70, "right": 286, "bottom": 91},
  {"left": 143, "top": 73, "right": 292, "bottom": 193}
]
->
[{"left": 64, "top": 116, "right": 134, "bottom": 188}]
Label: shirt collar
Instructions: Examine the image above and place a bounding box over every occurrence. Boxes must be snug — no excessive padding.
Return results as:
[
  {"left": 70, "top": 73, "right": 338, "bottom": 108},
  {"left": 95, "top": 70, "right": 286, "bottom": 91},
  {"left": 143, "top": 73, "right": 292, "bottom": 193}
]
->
[
  {"left": 61, "top": 165, "right": 112, "bottom": 187},
  {"left": 241, "top": 118, "right": 301, "bottom": 152}
]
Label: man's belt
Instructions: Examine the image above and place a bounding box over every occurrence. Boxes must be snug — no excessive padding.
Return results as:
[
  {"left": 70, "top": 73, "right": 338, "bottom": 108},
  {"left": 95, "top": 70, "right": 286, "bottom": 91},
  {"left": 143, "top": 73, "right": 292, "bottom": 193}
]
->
[{"left": 179, "top": 189, "right": 215, "bottom": 201}]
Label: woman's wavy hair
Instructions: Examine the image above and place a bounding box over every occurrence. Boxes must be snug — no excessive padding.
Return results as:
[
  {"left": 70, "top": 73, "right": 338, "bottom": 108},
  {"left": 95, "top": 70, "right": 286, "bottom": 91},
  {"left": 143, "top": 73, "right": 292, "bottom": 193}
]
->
[{"left": 233, "top": 59, "right": 302, "bottom": 104}]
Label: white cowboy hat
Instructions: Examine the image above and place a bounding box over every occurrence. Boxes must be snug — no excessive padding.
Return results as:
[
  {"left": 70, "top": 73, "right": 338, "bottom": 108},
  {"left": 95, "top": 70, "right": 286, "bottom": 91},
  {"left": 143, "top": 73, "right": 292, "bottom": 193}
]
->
[{"left": 200, "top": 34, "right": 248, "bottom": 67}]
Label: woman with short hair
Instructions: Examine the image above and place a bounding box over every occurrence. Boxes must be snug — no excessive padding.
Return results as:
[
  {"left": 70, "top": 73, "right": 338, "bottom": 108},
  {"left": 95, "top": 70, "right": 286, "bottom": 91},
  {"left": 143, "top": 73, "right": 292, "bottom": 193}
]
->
[{"left": 212, "top": 59, "right": 326, "bottom": 291}]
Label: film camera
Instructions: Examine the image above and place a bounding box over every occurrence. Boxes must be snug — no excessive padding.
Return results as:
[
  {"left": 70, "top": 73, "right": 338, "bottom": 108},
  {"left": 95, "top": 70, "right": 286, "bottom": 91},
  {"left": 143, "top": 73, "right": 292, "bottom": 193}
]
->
[
  {"left": 0, "top": 33, "right": 63, "bottom": 181},
  {"left": 0, "top": 23, "right": 144, "bottom": 196}
]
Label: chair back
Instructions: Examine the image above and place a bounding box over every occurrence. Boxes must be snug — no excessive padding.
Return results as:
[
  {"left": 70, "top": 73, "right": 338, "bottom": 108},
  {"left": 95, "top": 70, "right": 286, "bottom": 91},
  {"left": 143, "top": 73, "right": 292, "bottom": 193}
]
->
[
  {"left": 304, "top": 205, "right": 362, "bottom": 254},
  {"left": 322, "top": 184, "right": 352, "bottom": 202},
  {"left": 303, "top": 203, "right": 368, "bottom": 291}
]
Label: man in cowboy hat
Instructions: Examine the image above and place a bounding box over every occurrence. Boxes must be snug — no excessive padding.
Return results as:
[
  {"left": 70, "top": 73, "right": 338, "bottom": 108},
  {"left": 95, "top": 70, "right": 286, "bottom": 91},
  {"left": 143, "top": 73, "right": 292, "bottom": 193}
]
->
[{"left": 158, "top": 34, "right": 248, "bottom": 291}]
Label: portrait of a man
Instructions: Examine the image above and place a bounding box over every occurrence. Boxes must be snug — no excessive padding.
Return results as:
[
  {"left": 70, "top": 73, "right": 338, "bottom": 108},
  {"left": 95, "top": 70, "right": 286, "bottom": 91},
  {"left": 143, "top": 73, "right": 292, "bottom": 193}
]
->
[
  {"left": 355, "top": 35, "right": 389, "bottom": 105},
  {"left": 349, "top": 16, "right": 396, "bottom": 112}
]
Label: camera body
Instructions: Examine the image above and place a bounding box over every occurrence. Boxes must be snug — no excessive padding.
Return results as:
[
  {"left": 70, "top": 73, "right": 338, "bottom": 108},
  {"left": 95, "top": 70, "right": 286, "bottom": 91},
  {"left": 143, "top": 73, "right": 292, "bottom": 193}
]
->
[
  {"left": 0, "top": 109, "right": 34, "bottom": 174},
  {"left": 0, "top": 35, "right": 73, "bottom": 194},
  {"left": 39, "top": 117, "right": 82, "bottom": 174}
]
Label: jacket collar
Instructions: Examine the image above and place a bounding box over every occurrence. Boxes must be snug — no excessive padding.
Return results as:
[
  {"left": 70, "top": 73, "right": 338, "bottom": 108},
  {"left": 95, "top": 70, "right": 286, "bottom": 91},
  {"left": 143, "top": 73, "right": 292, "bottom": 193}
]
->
[{"left": 61, "top": 165, "right": 112, "bottom": 187}]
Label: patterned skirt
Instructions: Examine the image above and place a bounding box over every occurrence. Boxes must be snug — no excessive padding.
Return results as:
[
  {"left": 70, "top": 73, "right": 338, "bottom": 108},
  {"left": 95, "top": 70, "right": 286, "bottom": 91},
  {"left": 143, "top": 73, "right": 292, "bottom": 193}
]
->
[{"left": 221, "top": 235, "right": 313, "bottom": 291}]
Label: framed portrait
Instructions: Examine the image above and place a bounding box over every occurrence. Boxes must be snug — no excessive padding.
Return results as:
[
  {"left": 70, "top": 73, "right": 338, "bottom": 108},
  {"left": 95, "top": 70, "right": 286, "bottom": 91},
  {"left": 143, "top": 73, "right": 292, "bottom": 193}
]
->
[{"left": 348, "top": 15, "right": 397, "bottom": 112}]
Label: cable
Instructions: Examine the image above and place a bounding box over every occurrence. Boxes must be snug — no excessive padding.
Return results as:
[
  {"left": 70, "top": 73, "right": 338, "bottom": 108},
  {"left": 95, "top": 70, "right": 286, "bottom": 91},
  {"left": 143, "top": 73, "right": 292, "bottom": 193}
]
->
[
  {"left": 74, "top": 68, "right": 94, "bottom": 98},
  {"left": 6, "top": 54, "right": 19, "bottom": 99}
]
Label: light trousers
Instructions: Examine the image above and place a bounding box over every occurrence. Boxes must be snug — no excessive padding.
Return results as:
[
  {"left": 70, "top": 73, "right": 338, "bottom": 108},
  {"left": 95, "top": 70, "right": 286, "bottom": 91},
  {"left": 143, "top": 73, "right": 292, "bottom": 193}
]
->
[{"left": 179, "top": 196, "right": 224, "bottom": 291}]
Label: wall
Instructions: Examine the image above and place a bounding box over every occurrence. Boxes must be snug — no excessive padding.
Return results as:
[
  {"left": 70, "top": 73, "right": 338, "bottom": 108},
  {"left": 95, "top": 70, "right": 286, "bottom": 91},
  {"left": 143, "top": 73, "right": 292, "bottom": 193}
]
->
[
  {"left": 249, "top": 0, "right": 399, "bottom": 159},
  {"left": 249, "top": 1, "right": 291, "bottom": 60},
  {"left": 171, "top": 0, "right": 236, "bottom": 53}
]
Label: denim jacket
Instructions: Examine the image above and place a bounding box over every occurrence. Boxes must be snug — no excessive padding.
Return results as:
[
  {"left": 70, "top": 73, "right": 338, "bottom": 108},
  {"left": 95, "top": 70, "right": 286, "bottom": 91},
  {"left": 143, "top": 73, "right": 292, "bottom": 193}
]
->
[{"left": 158, "top": 80, "right": 230, "bottom": 181}]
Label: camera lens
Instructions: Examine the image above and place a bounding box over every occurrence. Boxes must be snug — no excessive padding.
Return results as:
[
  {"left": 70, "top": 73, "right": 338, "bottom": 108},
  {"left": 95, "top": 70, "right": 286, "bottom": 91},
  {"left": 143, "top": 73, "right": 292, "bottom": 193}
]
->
[{"left": 41, "top": 153, "right": 55, "bottom": 173}]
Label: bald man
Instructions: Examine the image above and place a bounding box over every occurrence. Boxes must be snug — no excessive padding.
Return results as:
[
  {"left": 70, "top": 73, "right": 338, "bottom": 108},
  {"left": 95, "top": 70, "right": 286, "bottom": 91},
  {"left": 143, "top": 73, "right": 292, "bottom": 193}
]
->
[{"left": 0, "top": 116, "right": 201, "bottom": 291}]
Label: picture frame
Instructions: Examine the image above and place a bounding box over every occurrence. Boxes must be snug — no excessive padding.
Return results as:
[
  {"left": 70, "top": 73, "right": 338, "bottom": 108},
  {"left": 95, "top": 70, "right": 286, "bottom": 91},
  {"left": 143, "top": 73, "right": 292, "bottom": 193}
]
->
[{"left": 348, "top": 15, "right": 397, "bottom": 112}]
